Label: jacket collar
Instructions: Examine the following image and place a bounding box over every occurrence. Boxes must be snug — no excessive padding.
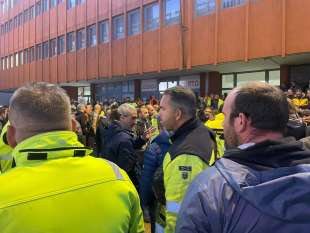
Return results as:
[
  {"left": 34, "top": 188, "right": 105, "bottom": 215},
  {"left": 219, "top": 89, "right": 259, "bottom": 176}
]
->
[
  {"left": 170, "top": 118, "right": 200, "bottom": 143},
  {"left": 13, "top": 131, "right": 92, "bottom": 167},
  {"left": 224, "top": 137, "right": 310, "bottom": 170}
]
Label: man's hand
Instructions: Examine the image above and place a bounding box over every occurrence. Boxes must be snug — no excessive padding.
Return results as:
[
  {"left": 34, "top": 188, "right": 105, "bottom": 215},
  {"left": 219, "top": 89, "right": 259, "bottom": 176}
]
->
[{"left": 142, "top": 127, "right": 156, "bottom": 140}]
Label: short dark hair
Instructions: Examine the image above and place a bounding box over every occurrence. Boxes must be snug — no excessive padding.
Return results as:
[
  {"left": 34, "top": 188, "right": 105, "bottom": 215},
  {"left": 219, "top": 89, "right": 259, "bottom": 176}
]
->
[
  {"left": 163, "top": 86, "right": 196, "bottom": 119},
  {"left": 230, "top": 82, "right": 289, "bottom": 133}
]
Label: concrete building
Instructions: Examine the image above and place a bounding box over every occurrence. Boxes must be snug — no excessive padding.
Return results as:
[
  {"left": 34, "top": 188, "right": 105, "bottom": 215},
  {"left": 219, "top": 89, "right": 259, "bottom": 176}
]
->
[{"left": 0, "top": 0, "right": 309, "bottom": 102}]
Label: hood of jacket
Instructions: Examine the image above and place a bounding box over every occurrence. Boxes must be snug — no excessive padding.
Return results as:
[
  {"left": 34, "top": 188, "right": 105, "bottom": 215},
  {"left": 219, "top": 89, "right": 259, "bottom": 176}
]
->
[{"left": 216, "top": 137, "right": 310, "bottom": 223}]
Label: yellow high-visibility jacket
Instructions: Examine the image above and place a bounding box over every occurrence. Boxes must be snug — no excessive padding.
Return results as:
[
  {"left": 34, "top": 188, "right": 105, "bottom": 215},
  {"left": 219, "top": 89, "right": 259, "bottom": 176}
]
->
[
  {"left": 161, "top": 120, "right": 216, "bottom": 233},
  {"left": 0, "top": 131, "right": 144, "bottom": 233},
  {"left": 292, "top": 98, "right": 308, "bottom": 108},
  {"left": 206, "top": 113, "right": 225, "bottom": 160},
  {"left": 0, "top": 122, "right": 13, "bottom": 173}
]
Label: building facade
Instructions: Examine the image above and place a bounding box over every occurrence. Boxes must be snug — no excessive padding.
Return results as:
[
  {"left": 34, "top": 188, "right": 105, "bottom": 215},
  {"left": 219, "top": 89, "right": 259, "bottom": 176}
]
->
[{"left": 0, "top": 0, "right": 310, "bottom": 101}]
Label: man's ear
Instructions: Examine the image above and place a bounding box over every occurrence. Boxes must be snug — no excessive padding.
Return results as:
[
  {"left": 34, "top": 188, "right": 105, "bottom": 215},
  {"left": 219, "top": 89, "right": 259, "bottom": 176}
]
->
[
  {"left": 175, "top": 108, "right": 182, "bottom": 121},
  {"left": 6, "top": 125, "right": 17, "bottom": 148},
  {"left": 234, "top": 113, "right": 249, "bottom": 133}
]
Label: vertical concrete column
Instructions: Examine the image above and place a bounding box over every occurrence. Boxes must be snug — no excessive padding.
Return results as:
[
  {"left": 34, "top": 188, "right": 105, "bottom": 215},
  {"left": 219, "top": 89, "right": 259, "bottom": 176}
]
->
[
  {"left": 208, "top": 71, "right": 222, "bottom": 95},
  {"left": 91, "top": 83, "right": 96, "bottom": 104},
  {"left": 280, "top": 65, "right": 290, "bottom": 90},
  {"left": 200, "top": 72, "right": 207, "bottom": 97},
  {"left": 134, "top": 79, "right": 141, "bottom": 101},
  {"left": 62, "top": 86, "right": 78, "bottom": 102}
]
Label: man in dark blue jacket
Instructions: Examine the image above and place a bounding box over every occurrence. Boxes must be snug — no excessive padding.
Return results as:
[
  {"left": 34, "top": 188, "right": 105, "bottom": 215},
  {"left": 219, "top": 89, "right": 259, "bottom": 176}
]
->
[
  {"left": 140, "top": 130, "right": 170, "bottom": 233},
  {"left": 176, "top": 82, "right": 310, "bottom": 233},
  {"left": 101, "top": 103, "right": 151, "bottom": 188}
]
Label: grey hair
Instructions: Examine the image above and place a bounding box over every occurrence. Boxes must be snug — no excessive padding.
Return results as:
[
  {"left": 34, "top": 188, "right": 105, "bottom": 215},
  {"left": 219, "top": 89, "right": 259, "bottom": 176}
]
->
[
  {"left": 77, "top": 103, "right": 85, "bottom": 111},
  {"left": 118, "top": 103, "right": 136, "bottom": 116},
  {"left": 9, "top": 82, "right": 72, "bottom": 132}
]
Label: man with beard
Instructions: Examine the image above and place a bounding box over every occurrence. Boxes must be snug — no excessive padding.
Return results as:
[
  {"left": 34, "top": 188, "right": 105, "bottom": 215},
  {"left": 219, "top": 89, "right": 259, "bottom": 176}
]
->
[{"left": 176, "top": 82, "right": 310, "bottom": 233}]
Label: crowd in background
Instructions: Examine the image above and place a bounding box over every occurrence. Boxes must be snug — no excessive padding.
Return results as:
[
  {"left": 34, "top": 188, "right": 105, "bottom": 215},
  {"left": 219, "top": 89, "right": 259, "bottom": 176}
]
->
[{"left": 1, "top": 82, "right": 310, "bottom": 233}]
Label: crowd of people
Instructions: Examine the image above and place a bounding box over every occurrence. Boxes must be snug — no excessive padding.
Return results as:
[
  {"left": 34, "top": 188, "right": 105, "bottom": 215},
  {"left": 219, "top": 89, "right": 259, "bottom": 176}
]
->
[{"left": 0, "top": 82, "right": 310, "bottom": 233}]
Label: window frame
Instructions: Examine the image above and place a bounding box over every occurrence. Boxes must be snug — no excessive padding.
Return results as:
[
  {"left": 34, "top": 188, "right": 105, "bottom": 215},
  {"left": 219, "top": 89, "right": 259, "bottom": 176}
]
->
[
  {"left": 42, "top": 41, "right": 49, "bottom": 59},
  {"left": 99, "top": 20, "right": 109, "bottom": 44},
  {"left": 222, "top": 0, "right": 245, "bottom": 9},
  {"left": 112, "top": 14, "right": 125, "bottom": 40},
  {"left": 195, "top": 0, "right": 216, "bottom": 16},
  {"left": 87, "top": 24, "right": 97, "bottom": 47},
  {"left": 76, "top": 28, "right": 86, "bottom": 50},
  {"left": 67, "top": 31, "right": 76, "bottom": 52},
  {"left": 36, "top": 43, "right": 42, "bottom": 60},
  {"left": 127, "top": 9, "right": 140, "bottom": 36},
  {"left": 67, "top": 0, "right": 75, "bottom": 10},
  {"left": 144, "top": 2, "right": 160, "bottom": 32},
  {"left": 49, "top": 38, "right": 57, "bottom": 57},
  {"left": 57, "top": 35, "right": 65, "bottom": 55},
  {"left": 163, "top": 0, "right": 180, "bottom": 26}
]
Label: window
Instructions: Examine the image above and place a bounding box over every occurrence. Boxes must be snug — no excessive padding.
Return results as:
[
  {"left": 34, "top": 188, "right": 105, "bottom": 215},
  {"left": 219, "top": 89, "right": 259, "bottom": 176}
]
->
[
  {"left": 113, "top": 15, "right": 124, "bottom": 40},
  {"left": 10, "top": 54, "right": 14, "bottom": 68},
  {"left": 67, "top": 0, "right": 75, "bottom": 9},
  {"left": 29, "top": 46, "right": 35, "bottom": 63},
  {"left": 23, "top": 8, "right": 29, "bottom": 22},
  {"left": 50, "top": 0, "right": 57, "bottom": 8},
  {"left": 76, "top": 28, "right": 86, "bottom": 49},
  {"left": 18, "top": 12, "right": 23, "bottom": 25},
  {"left": 6, "top": 56, "right": 10, "bottom": 69},
  {"left": 87, "top": 24, "right": 97, "bottom": 47},
  {"left": 237, "top": 72, "right": 265, "bottom": 87},
  {"left": 128, "top": 9, "right": 140, "bottom": 36},
  {"left": 29, "top": 5, "right": 35, "bottom": 20},
  {"left": 42, "top": 0, "right": 49, "bottom": 12},
  {"left": 195, "top": 0, "right": 215, "bottom": 16},
  {"left": 36, "top": 43, "right": 42, "bottom": 60},
  {"left": 57, "top": 35, "right": 65, "bottom": 54},
  {"left": 14, "top": 16, "right": 18, "bottom": 28},
  {"left": 164, "top": 0, "right": 180, "bottom": 25},
  {"left": 19, "top": 51, "right": 23, "bottom": 65},
  {"left": 15, "top": 52, "right": 18, "bottom": 67},
  {"left": 67, "top": 31, "right": 76, "bottom": 52},
  {"left": 43, "top": 41, "right": 49, "bottom": 59},
  {"left": 50, "top": 38, "right": 57, "bottom": 57},
  {"left": 222, "top": 74, "right": 234, "bottom": 89},
  {"left": 222, "top": 0, "right": 245, "bottom": 9},
  {"left": 76, "top": 0, "right": 85, "bottom": 5},
  {"left": 99, "top": 20, "right": 109, "bottom": 43},
  {"left": 144, "top": 3, "right": 159, "bottom": 32},
  {"left": 269, "top": 70, "right": 280, "bottom": 86},
  {"left": 9, "top": 19, "right": 13, "bottom": 31},
  {"left": 36, "top": 1, "right": 41, "bottom": 16},
  {"left": 2, "top": 58, "right": 5, "bottom": 70},
  {"left": 24, "top": 49, "right": 29, "bottom": 64}
]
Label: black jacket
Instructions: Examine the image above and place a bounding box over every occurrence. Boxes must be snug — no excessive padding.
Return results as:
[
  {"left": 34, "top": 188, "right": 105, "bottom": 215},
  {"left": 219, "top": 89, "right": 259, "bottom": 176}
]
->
[
  {"left": 101, "top": 121, "right": 145, "bottom": 185},
  {"left": 75, "top": 111, "right": 88, "bottom": 135}
]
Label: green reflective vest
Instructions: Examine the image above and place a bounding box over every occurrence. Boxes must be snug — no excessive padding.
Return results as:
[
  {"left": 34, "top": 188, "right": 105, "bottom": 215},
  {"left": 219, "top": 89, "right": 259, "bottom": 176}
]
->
[
  {"left": 205, "top": 113, "right": 225, "bottom": 159},
  {"left": 0, "top": 131, "right": 144, "bottom": 233},
  {"left": 160, "top": 120, "right": 216, "bottom": 233},
  {"left": 0, "top": 122, "right": 13, "bottom": 173}
]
